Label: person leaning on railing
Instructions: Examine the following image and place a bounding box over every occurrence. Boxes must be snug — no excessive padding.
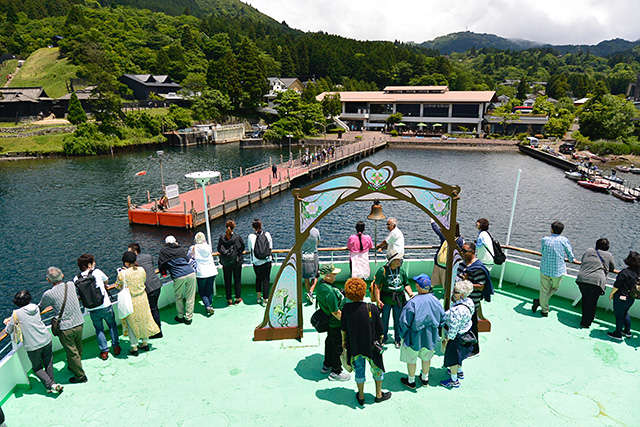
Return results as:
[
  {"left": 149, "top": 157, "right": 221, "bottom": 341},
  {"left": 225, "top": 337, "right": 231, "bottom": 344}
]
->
[{"left": 4, "top": 290, "right": 64, "bottom": 394}]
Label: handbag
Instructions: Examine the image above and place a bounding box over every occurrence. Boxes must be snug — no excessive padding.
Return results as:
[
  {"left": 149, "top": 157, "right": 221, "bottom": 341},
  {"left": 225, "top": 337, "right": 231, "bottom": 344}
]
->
[
  {"left": 117, "top": 272, "right": 135, "bottom": 319},
  {"left": 51, "top": 282, "right": 68, "bottom": 337},
  {"left": 310, "top": 308, "right": 330, "bottom": 333},
  {"left": 340, "top": 349, "right": 353, "bottom": 373},
  {"left": 12, "top": 311, "right": 22, "bottom": 344},
  {"left": 459, "top": 304, "right": 477, "bottom": 346}
]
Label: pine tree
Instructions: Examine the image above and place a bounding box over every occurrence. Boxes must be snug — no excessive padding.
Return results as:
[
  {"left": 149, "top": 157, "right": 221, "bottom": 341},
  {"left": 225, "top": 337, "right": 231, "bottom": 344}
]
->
[{"left": 67, "top": 92, "right": 87, "bottom": 125}]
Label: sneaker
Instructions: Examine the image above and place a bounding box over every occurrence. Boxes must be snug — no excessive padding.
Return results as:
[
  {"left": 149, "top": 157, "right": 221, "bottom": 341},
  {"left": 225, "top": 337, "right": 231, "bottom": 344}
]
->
[
  {"left": 400, "top": 377, "right": 416, "bottom": 390},
  {"left": 541, "top": 312, "right": 548, "bottom": 317},
  {"left": 256, "top": 297, "right": 263, "bottom": 305},
  {"left": 227, "top": 300, "right": 234, "bottom": 306},
  {"left": 47, "top": 383, "right": 63, "bottom": 394},
  {"left": 374, "top": 391, "right": 392, "bottom": 403},
  {"left": 622, "top": 330, "right": 632, "bottom": 338},
  {"left": 320, "top": 365, "right": 331, "bottom": 374},
  {"left": 447, "top": 368, "right": 464, "bottom": 379},
  {"left": 69, "top": 375, "right": 88, "bottom": 384},
  {"left": 607, "top": 332, "right": 623, "bottom": 341},
  {"left": 261, "top": 298, "right": 268, "bottom": 307},
  {"left": 174, "top": 316, "right": 186, "bottom": 324},
  {"left": 532, "top": 298, "right": 540, "bottom": 313},
  {"left": 184, "top": 318, "right": 192, "bottom": 325},
  {"left": 328, "top": 371, "right": 351, "bottom": 382},
  {"left": 206, "top": 306, "right": 215, "bottom": 316},
  {"left": 394, "top": 342, "right": 401, "bottom": 349},
  {"left": 440, "top": 378, "right": 460, "bottom": 388},
  {"left": 306, "top": 292, "right": 314, "bottom": 304},
  {"left": 113, "top": 345, "right": 122, "bottom": 356},
  {"left": 100, "top": 350, "right": 109, "bottom": 360},
  {"left": 129, "top": 348, "right": 139, "bottom": 357},
  {"left": 234, "top": 298, "right": 243, "bottom": 305},
  {"left": 419, "top": 376, "right": 429, "bottom": 386},
  {"left": 139, "top": 344, "right": 150, "bottom": 352}
]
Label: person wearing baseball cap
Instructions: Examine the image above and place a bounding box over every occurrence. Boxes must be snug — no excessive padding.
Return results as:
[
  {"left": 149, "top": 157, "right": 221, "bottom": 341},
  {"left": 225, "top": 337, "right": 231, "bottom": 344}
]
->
[
  {"left": 397, "top": 273, "right": 445, "bottom": 389},
  {"left": 371, "top": 250, "right": 415, "bottom": 349},
  {"left": 315, "top": 264, "right": 350, "bottom": 382}
]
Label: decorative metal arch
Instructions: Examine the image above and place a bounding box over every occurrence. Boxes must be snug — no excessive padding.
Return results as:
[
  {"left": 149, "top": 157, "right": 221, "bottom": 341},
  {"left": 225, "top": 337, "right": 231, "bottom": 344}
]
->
[{"left": 254, "top": 161, "right": 461, "bottom": 341}]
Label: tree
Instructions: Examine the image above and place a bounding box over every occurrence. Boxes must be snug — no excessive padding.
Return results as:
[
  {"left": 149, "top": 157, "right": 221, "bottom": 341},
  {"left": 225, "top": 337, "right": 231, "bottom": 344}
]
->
[
  {"left": 190, "top": 89, "right": 231, "bottom": 122},
  {"left": 386, "top": 112, "right": 403, "bottom": 126},
  {"left": 235, "top": 38, "right": 269, "bottom": 110},
  {"left": 321, "top": 93, "right": 341, "bottom": 118},
  {"left": 492, "top": 104, "right": 518, "bottom": 135},
  {"left": 67, "top": 92, "right": 87, "bottom": 125},
  {"left": 516, "top": 78, "right": 528, "bottom": 102},
  {"left": 579, "top": 94, "right": 638, "bottom": 141}
]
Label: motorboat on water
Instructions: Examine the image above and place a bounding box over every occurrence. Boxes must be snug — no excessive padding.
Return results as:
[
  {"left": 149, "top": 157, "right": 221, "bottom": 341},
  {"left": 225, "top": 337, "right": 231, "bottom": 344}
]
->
[
  {"left": 577, "top": 179, "right": 610, "bottom": 192},
  {"left": 615, "top": 165, "right": 630, "bottom": 172},
  {"left": 611, "top": 189, "right": 636, "bottom": 202},
  {"left": 630, "top": 167, "right": 640, "bottom": 174},
  {"left": 603, "top": 174, "right": 624, "bottom": 184},
  {"left": 564, "top": 171, "right": 583, "bottom": 181}
]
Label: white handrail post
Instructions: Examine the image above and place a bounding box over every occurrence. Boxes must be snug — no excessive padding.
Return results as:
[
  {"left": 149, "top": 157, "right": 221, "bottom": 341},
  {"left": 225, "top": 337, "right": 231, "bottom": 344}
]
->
[{"left": 498, "top": 169, "right": 522, "bottom": 289}]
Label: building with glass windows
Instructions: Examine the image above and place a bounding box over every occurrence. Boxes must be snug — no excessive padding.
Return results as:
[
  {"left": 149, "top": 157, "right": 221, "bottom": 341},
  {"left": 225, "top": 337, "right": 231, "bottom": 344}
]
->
[{"left": 317, "top": 86, "right": 498, "bottom": 134}]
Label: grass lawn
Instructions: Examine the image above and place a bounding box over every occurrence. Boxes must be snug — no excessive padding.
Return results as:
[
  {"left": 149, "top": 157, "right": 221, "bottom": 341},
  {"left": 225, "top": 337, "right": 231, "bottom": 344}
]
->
[
  {"left": 0, "top": 59, "right": 18, "bottom": 83},
  {"left": 8, "top": 48, "right": 77, "bottom": 99},
  {"left": 0, "top": 133, "right": 67, "bottom": 153}
]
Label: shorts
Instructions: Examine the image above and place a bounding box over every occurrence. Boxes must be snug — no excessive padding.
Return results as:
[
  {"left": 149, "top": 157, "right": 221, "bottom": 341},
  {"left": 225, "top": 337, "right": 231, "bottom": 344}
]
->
[
  {"left": 351, "top": 354, "right": 384, "bottom": 384},
  {"left": 399, "top": 345, "right": 435, "bottom": 364},
  {"left": 301, "top": 253, "right": 319, "bottom": 279},
  {"left": 431, "top": 264, "right": 447, "bottom": 288}
]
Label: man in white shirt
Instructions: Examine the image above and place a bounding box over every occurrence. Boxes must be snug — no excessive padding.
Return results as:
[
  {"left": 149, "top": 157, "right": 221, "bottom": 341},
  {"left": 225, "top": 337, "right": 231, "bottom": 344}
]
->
[
  {"left": 75, "top": 254, "right": 120, "bottom": 360},
  {"left": 377, "top": 217, "right": 405, "bottom": 258}
]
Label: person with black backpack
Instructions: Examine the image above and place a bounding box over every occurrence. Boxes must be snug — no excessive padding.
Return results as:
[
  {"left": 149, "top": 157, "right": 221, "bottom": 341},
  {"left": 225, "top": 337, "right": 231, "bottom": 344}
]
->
[
  {"left": 248, "top": 219, "right": 273, "bottom": 307},
  {"left": 75, "top": 254, "right": 120, "bottom": 361},
  {"left": 475, "top": 218, "right": 495, "bottom": 272},
  {"left": 217, "top": 219, "right": 245, "bottom": 306}
]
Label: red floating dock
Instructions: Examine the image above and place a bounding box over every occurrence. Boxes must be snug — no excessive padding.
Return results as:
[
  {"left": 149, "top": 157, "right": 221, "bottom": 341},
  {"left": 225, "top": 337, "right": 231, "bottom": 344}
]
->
[{"left": 127, "top": 138, "right": 387, "bottom": 228}]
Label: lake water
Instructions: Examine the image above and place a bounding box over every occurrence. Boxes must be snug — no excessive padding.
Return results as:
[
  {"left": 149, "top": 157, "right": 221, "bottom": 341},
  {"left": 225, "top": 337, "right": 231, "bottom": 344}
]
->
[{"left": 1, "top": 143, "right": 638, "bottom": 318}]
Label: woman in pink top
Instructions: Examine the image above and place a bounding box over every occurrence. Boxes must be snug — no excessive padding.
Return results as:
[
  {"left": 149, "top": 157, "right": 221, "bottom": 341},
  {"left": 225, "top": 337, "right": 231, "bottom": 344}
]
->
[{"left": 347, "top": 221, "right": 374, "bottom": 279}]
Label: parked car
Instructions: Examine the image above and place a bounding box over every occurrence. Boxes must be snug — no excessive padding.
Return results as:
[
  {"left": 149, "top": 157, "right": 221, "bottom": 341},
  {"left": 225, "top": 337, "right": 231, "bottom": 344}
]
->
[{"left": 559, "top": 143, "right": 576, "bottom": 154}]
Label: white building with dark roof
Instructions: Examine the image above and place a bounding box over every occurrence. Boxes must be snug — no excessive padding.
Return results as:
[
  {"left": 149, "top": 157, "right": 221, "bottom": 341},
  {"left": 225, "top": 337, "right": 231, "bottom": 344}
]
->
[{"left": 316, "top": 86, "right": 498, "bottom": 133}]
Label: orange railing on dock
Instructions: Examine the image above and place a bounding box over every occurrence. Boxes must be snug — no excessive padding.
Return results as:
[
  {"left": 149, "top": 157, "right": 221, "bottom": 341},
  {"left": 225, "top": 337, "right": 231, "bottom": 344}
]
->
[{"left": 127, "top": 138, "right": 387, "bottom": 228}]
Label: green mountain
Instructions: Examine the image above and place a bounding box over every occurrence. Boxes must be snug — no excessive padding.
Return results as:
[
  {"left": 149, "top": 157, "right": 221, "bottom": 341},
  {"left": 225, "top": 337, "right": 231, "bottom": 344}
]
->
[
  {"left": 418, "top": 32, "right": 540, "bottom": 54},
  {"left": 419, "top": 31, "right": 640, "bottom": 57}
]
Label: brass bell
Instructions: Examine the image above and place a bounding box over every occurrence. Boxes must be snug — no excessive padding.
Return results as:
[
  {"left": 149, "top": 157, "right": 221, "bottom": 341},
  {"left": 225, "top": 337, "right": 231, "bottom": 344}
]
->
[{"left": 367, "top": 199, "right": 386, "bottom": 220}]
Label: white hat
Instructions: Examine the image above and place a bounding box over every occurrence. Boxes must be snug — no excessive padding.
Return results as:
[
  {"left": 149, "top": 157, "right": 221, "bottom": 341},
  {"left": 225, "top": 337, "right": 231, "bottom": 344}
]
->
[{"left": 165, "top": 235, "right": 177, "bottom": 244}]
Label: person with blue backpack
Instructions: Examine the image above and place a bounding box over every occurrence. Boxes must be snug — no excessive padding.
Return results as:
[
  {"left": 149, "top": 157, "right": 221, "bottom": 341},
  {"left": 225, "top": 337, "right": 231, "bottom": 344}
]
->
[{"left": 248, "top": 219, "right": 273, "bottom": 307}]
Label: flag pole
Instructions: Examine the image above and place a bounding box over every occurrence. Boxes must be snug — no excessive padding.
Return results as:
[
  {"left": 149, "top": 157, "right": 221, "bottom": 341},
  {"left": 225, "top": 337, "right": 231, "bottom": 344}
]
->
[{"left": 498, "top": 169, "right": 522, "bottom": 289}]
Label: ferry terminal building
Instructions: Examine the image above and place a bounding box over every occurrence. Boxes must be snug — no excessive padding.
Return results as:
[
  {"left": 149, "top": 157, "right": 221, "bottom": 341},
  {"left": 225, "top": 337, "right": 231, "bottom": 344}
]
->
[{"left": 317, "top": 86, "right": 499, "bottom": 135}]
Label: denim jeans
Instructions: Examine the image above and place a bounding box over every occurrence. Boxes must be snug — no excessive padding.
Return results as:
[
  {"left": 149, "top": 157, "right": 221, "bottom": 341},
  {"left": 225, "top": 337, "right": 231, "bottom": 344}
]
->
[
  {"left": 197, "top": 276, "right": 215, "bottom": 308},
  {"left": 381, "top": 302, "right": 402, "bottom": 344},
  {"left": 613, "top": 293, "right": 635, "bottom": 334},
  {"left": 352, "top": 355, "right": 384, "bottom": 384},
  {"left": 89, "top": 306, "right": 120, "bottom": 352}
]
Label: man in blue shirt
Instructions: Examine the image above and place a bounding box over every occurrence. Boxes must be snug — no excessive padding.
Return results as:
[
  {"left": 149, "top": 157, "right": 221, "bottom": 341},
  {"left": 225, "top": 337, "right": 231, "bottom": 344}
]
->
[{"left": 534, "top": 221, "right": 576, "bottom": 317}]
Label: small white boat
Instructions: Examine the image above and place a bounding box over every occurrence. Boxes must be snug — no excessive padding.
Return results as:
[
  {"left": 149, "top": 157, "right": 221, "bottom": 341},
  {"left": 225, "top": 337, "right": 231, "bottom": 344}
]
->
[
  {"left": 630, "top": 168, "right": 640, "bottom": 174},
  {"left": 564, "top": 171, "right": 582, "bottom": 181},
  {"left": 603, "top": 175, "right": 624, "bottom": 184},
  {"left": 615, "top": 165, "right": 630, "bottom": 173}
]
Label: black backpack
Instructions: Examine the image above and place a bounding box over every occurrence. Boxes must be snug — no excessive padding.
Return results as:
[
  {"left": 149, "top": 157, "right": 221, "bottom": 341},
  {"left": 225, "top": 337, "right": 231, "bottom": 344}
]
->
[
  {"left": 220, "top": 240, "right": 238, "bottom": 266},
  {"left": 75, "top": 270, "right": 104, "bottom": 309},
  {"left": 488, "top": 232, "right": 506, "bottom": 265},
  {"left": 253, "top": 232, "right": 271, "bottom": 260}
]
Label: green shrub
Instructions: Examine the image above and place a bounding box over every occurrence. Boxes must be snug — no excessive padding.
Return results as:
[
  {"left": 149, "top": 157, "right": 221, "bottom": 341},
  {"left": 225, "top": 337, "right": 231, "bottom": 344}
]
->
[
  {"left": 355, "top": 135, "right": 363, "bottom": 140},
  {"left": 124, "top": 111, "right": 162, "bottom": 136},
  {"left": 390, "top": 130, "right": 398, "bottom": 137}
]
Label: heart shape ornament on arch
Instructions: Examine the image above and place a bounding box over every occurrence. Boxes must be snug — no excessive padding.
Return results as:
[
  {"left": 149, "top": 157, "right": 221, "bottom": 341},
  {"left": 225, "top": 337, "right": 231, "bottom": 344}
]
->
[{"left": 361, "top": 165, "right": 393, "bottom": 191}]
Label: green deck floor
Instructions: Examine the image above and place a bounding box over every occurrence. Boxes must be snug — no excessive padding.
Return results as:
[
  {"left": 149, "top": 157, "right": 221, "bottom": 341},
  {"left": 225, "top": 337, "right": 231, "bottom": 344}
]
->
[{"left": 2, "top": 282, "right": 639, "bottom": 426}]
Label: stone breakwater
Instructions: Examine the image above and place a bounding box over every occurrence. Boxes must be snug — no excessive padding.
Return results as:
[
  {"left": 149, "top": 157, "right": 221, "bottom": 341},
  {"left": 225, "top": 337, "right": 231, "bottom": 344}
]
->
[{"left": 0, "top": 126, "right": 76, "bottom": 138}]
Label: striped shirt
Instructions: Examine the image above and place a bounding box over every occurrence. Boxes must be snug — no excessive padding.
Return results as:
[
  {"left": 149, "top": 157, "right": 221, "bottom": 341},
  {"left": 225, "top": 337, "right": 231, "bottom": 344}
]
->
[
  {"left": 39, "top": 281, "right": 84, "bottom": 330},
  {"left": 540, "top": 234, "right": 575, "bottom": 278},
  {"left": 457, "top": 260, "right": 488, "bottom": 309}
]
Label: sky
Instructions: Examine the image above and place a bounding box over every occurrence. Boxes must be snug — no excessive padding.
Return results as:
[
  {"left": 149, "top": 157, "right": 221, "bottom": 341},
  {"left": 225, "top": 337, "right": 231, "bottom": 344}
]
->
[{"left": 247, "top": 0, "right": 640, "bottom": 46}]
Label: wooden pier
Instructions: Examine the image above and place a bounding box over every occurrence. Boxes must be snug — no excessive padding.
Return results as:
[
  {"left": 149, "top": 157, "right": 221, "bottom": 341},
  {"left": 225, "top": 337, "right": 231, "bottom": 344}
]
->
[{"left": 127, "top": 138, "right": 387, "bottom": 228}]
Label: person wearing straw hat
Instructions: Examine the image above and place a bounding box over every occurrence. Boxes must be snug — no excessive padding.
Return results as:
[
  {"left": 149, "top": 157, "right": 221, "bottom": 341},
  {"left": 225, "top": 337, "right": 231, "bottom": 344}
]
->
[
  {"left": 371, "top": 250, "right": 415, "bottom": 349},
  {"left": 315, "top": 263, "right": 350, "bottom": 381},
  {"left": 398, "top": 274, "right": 445, "bottom": 389}
]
